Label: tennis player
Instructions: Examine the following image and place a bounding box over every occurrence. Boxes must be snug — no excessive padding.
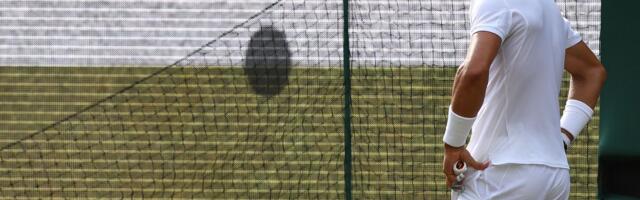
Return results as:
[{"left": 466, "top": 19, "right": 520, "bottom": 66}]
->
[{"left": 441, "top": 0, "right": 606, "bottom": 199}]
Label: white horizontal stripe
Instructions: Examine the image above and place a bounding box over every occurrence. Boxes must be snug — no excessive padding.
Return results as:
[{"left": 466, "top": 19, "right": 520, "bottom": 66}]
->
[
  {"left": 0, "top": 54, "right": 187, "bottom": 59},
  {"left": 1, "top": 141, "right": 345, "bottom": 147},
  {"left": 0, "top": 158, "right": 426, "bottom": 166},
  {"left": 0, "top": 130, "right": 447, "bottom": 139},
  {"left": 0, "top": 18, "right": 600, "bottom": 26},
  {"left": 0, "top": 36, "right": 600, "bottom": 46},
  {"left": 0, "top": 102, "right": 425, "bottom": 109},
  {"left": 0, "top": 72, "right": 390, "bottom": 79},
  {"left": 0, "top": 119, "right": 443, "bottom": 126},
  {"left": 0, "top": 177, "right": 344, "bottom": 185},
  {"left": 4, "top": 0, "right": 475, "bottom": 6},
  {"left": 0, "top": 177, "right": 442, "bottom": 186},
  {"left": 0, "top": 93, "right": 447, "bottom": 100},
  {"left": 0, "top": 26, "right": 471, "bottom": 34},
  {"left": 0, "top": 167, "right": 438, "bottom": 176},
  {"left": 0, "top": 110, "right": 444, "bottom": 119},
  {"left": 0, "top": 88, "right": 445, "bottom": 95},
  {"left": 0, "top": 7, "right": 463, "bottom": 14},
  {"left": 0, "top": 142, "right": 437, "bottom": 150},
  {"left": 0, "top": 16, "right": 474, "bottom": 25},
  {"left": 0, "top": 55, "right": 462, "bottom": 62},
  {"left": 0, "top": 8, "right": 599, "bottom": 17},
  {"left": 11, "top": 0, "right": 284, "bottom": 2},
  {"left": 1, "top": 0, "right": 600, "bottom": 7},
  {"left": 0, "top": 26, "right": 598, "bottom": 36},
  {"left": 0, "top": 121, "right": 335, "bottom": 127},
  {"left": 0, "top": 136, "right": 598, "bottom": 148},
  {"left": 0, "top": 187, "right": 345, "bottom": 195},
  {"left": 0, "top": 44, "right": 465, "bottom": 53}
]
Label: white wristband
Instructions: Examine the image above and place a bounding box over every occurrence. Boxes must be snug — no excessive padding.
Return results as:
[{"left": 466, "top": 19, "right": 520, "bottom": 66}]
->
[
  {"left": 560, "top": 99, "right": 594, "bottom": 141},
  {"left": 443, "top": 107, "right": 476, "bottom": 147}
]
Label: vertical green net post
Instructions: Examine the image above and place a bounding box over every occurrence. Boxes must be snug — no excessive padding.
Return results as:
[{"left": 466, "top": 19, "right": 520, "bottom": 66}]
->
[{"left": 342, "top": 0, "right": 353, "bottom": 200}]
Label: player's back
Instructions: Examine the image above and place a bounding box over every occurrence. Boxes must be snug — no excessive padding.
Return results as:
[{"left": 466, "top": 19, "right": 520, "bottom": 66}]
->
[{"left": 466, "top": 0, "right": 582, "bottom": 169}]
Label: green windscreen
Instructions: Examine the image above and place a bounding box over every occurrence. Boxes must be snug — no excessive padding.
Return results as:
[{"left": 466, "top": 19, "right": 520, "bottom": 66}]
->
[
  {"left": 0, "top": 0, "right": 600, "bottom": 199},
  {"left": 599, "top": 1, "right": 640, "bottom": 198}
]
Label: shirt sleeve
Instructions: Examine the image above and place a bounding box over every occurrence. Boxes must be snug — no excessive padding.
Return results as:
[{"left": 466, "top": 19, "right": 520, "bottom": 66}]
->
[
  {"left": 563, "top": 17, "right": 582, "bottom": 48},
  {"left": 470, "top": 7, "right": 512, "bottom": 41}
]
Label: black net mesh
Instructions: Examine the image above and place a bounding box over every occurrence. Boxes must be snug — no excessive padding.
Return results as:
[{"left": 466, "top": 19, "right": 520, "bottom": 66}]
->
[{"left": 0, "top": 1, "right": 345, "bottom": 199}]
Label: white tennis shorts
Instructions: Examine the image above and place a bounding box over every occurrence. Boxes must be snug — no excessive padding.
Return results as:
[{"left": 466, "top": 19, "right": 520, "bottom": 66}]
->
[{"left": 452, "top": 164, "right": 570, "bottom": 200}]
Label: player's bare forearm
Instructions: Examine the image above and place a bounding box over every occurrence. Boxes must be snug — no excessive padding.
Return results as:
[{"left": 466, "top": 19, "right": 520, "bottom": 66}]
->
[
  {"left": 565, "top": 41, "right": 607, "bottom": 109},
  {"left": 567, "top": 71, "right": 606, "bottom": 108},
  {"left": 451, "top": 64, "right": 488, "bottom": 117},
  {"left": 450, "top": 32, "right": 502, "bottom": 118}
]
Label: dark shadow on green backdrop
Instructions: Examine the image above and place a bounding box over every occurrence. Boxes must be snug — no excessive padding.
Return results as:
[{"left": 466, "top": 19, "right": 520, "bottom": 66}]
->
[{"left": 599, "top": 1, "right": 640, "bottom": 198}]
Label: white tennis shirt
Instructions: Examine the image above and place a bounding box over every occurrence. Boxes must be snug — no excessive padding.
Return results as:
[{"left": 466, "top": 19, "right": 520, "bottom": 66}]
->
[{"left": 465, "top": 0, "right": 582, "bottom": 169}]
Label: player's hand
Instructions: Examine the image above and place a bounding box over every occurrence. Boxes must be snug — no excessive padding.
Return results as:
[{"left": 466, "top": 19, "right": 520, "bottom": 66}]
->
[
  {"left": 561, "top": 128, "right": 574, "bottom": 152},
  {"left": 442, "top": 143, "right": 490, "bottom": 188}
]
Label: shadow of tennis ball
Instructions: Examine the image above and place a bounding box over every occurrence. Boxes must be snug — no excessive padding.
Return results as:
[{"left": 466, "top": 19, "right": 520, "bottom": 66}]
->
[{"left": 244, "top": 26, "right": 291, "bottom": 98}]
